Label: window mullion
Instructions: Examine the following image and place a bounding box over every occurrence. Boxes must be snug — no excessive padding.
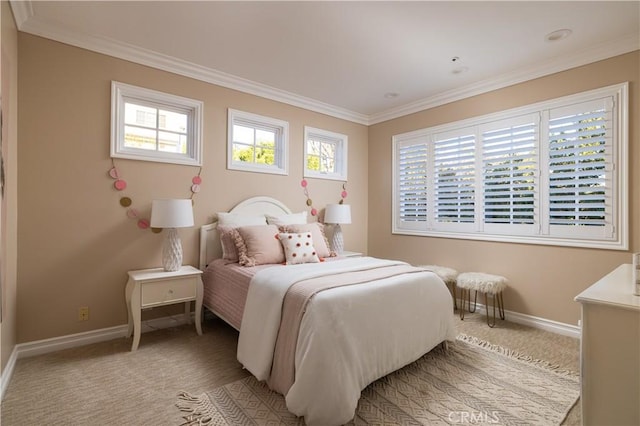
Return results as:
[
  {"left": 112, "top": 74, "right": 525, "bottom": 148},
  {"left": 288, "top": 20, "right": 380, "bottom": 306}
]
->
[
  {"left": 155, "top": 107, "right": 160, "bottom": 151},
  {"left": 534, "top": 112, "right": 545, "bottom": 236},
  {"left": 426, "top": 136, "right": 435, "bottom": 231},
  {"left": 474, "top": 126, "right": 484, "bottom": 232},
  {"left": 605, "top": 98, "right": 616, "bottom": 238}
]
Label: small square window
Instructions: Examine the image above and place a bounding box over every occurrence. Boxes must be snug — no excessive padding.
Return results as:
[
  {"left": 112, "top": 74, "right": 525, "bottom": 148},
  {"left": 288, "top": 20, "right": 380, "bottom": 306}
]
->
[
  {"left": 111, "top": 81, "right": 203, "bottom": 166},
  {"left": 227, "top": 109, "right": 289, "bottom": 175},
  {"left": 304, "top": 126, "right": 348, "bottom": 181}
]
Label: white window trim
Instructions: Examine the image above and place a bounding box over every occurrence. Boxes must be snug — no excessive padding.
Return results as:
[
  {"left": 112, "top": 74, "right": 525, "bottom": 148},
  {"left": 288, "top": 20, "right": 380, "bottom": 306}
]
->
[
  {"left": 392, "top": 82, "right": 628, "bottom": 250},
  {"left": 110, "top": 81, "right": 203, "bottom": 166},
  {"left": 303, "top": 126, "right": 348, "bottom": 181},
  {"left": 227, "top": 109, "right": 289, "bottom": 176}
]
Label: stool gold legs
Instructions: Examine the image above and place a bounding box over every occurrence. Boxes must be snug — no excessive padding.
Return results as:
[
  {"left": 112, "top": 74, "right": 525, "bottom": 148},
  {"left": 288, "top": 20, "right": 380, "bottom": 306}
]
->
[
  {"left": 484, "top": 292, "right": 505, "bottom": 328},
  {"left": 459, "top": 288, "right": 466, "bottom": 320},
  {"left": 459, "top": 288, "right": 478, "bottom": 320},
  {"left": 459, "top": 289, "right": 505, "bottom": 327}
]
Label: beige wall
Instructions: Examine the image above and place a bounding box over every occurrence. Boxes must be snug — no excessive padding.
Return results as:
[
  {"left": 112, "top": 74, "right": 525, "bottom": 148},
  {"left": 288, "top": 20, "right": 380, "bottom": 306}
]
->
[
  {"left": 13, "top": 29, "right": 640, "bottom": 343},
  {"left": 1, "top": 2, "right": 19, "bottom": 372},
  {"left": 368, "top": 51, "right": 639, "bottom": 325},
  {"left": 17, "top": 33, "right": 368, "bottom": 343}
]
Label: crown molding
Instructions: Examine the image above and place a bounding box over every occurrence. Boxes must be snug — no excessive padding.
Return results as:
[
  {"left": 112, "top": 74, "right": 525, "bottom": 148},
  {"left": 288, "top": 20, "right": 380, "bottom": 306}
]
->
[
  {"left": 11, "top": 0, "right": 639, "bottom": 127},
  {"left": 9, "top": 0, "right": 33, "bottom": 28},
  {"left": 13, "top": 4, "right": 370, "bottom": 125},
  {"left": 369, "top": 33, "right": 640, "bottom": 125}
]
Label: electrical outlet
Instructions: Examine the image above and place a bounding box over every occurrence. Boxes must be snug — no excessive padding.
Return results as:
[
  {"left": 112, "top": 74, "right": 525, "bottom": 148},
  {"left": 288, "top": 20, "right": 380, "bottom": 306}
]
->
[{"left": 78, "top": 307, "right": 89, "bottom": 321}]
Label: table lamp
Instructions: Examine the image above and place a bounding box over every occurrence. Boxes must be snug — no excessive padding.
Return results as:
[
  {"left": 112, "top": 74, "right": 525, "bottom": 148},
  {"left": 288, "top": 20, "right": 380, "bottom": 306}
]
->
[
  {"left": 324, "top": 203, "right": 351, "bottom": 255},
  {"left": 150, "top": 199, "right": 194, "bottom": 271}
]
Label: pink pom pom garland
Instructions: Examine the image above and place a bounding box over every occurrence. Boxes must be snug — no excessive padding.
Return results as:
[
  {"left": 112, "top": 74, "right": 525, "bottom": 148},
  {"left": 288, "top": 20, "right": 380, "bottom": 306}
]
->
[
  {"left": 300, "top": 179, "right": 348, "bottom": 216},
  {"left": 108, "top": 159, "right": 202, "bottom": 231}
]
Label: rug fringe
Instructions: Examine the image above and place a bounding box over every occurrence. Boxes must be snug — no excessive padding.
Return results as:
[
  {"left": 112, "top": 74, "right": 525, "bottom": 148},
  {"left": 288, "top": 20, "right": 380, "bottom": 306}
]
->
[
  {"left": 176, "top": 391, "right": 227, "bottom": 426},
  {"left": 456, "top": 333, "right": 579, "bottom": 378}
]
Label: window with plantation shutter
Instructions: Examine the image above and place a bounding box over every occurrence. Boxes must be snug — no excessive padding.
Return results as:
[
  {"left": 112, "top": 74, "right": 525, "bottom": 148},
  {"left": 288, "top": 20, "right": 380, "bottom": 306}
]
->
[
  {"left": 481, "top": 114, "right": 539, "bottom": 235},
  {"left": 547, "top": 97, "right": 614, "bottom": 240},
  {"left": 394, "top": 138, "right": 428, "bottom": 231},
  {"left": 392, "top": 83, "right": 628, "bottom": 250},
  {"left": 433, "top": 129, "right": 476, "bottom": 231}
]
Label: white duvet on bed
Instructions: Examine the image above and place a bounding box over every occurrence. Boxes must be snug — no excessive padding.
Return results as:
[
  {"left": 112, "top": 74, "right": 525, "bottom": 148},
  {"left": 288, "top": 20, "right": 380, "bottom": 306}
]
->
[{"left": 238, "top": 256, "right": 456, "bottom": 425}]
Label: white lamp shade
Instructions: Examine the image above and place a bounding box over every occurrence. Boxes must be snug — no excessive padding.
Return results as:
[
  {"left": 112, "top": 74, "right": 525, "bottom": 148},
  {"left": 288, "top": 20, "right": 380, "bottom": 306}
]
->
[
  {"left": 150, "top": 199, "right": 194, "bottom": 228},
  {"left": 324, "top": 204, "right": 351, "bottom": 224}
]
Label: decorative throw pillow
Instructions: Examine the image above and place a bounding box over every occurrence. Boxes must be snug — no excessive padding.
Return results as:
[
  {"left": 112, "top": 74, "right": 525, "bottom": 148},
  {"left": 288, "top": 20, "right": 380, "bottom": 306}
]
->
[
  {"left": 278, "top": 232, "right": 320, "bottom": 265},
  {"left": 283, "top": 222, "right": 334, "bottom": 259},
  {"left": 236, "top": 225, "right": 285, "bottom": 267},
  {"left": 265, "top": 211, "right": 308, "bottom": 226},
  {"left": 217, "top": 226, "right": 241, "bottom": 262}
]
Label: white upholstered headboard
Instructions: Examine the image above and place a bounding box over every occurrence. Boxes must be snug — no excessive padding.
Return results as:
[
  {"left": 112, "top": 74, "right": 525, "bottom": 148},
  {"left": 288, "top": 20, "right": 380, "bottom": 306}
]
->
[{"left": 199, "top": 196, "right": 292, "bottom": 270}]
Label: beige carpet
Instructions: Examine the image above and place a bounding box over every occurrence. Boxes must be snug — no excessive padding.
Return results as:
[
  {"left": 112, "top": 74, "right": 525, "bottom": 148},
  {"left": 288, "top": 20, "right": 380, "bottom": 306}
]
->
[
  {"left": 177, "top": 334, "right": 579, "bottom": 425},
  {"left": 1, "top": 312, "right": 580, "bottom": 425}
]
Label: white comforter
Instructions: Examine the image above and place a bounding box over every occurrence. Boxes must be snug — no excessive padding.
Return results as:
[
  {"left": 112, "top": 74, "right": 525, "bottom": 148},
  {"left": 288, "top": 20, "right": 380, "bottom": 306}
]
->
[{"left": 237, "top": 257, "right": 456, "bottom": 425}]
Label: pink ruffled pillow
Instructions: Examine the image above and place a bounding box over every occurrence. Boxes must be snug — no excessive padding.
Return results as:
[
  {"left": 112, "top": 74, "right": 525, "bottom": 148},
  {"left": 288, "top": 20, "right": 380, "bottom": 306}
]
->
[
  {"left": 218, "top": 226, "right": 241, "bottom": 263},
  {"left": 236, "top": 225, "right": 285, "bottom": 267}
]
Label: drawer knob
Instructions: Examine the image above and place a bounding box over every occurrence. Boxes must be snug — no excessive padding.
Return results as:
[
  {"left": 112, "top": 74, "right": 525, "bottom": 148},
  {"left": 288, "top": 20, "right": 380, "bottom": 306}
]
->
[{"left": 168, "top": 289, "right": 174, "bottom": 294}]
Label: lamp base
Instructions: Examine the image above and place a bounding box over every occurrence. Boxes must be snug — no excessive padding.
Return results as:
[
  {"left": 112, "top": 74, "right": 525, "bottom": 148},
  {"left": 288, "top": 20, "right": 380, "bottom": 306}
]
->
[
  {"left": 162, "top": 228, "right": 183, "bottom": 271},
  {"left": 329, "top": 224, "right": 345, "bottom": 255}
]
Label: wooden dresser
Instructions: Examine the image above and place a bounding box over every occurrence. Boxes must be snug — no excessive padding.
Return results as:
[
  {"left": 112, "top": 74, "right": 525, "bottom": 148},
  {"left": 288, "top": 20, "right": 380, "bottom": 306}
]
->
[{"left": 575, "top": 264, "right": 640, "bottom": 426}]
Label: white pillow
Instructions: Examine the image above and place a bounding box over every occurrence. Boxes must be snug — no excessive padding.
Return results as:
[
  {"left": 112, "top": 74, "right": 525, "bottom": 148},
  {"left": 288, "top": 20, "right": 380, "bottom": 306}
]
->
[
  {"left": 278, "top": 232, "right": 320, "bottom": 265},
  {"left": 217, "top": 212, "right": 267, "bottom": 227},
  {"left": 265, "top": 211, "right": 307, "bottom": 226}
]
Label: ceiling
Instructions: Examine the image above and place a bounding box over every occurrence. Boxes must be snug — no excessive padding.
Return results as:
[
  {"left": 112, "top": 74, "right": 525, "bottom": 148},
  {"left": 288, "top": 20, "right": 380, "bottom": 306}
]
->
[{"left": 10, "top": 1, "right": 640, "bottom": 125}]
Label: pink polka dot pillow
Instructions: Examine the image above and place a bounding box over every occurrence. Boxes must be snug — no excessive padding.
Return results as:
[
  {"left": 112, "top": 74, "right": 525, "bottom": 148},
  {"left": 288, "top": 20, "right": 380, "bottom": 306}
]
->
[{"left": 278, "top": 232, "right": 320, "bottom": 265}]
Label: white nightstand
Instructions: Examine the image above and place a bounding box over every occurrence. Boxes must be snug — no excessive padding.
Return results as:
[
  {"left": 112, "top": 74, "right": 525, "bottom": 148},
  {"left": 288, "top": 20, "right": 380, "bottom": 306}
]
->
[{"left": 125, "top": 265, "right": 203, "bottom": 351}]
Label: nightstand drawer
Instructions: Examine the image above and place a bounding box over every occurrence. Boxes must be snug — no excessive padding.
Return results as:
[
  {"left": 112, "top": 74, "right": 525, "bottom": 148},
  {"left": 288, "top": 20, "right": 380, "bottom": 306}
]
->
[{"left": 141, "top": 277, "right": 197, "bottom": 307}]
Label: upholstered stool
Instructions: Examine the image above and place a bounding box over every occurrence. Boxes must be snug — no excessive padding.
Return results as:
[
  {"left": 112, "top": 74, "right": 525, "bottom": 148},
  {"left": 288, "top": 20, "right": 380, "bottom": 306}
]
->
[
  {"left": 420, "top": 265, "right": 459, "bottom": 310},
  {"left": 457, "top": 272, "right": 507, "bottom": 327}
]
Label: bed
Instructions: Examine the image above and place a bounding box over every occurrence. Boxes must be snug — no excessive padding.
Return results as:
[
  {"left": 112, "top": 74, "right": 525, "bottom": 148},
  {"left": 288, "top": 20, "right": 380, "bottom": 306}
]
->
[{"left": 200, "top": 196, "right": 456, "bottom": 425}]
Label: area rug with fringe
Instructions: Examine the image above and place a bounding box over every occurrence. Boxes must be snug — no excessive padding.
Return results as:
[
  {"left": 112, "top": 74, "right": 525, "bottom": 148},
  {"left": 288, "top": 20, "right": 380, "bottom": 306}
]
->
[{"left": 177, "top": 334, "right": 579, "bottom": 425}]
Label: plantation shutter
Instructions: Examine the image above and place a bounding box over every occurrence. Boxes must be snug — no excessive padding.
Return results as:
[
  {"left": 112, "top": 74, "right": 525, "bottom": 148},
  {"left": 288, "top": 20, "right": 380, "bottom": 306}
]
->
[
  {"left": 395, "top": 139, "right": 428, "bottom": 231},
  {"left": 391, "top": 83, "right": 625, "bottom": 249},
  {"left": 547, "top": 97, "right": 614, "bottom": 239},
  {"left": 432, "top": 129, "right": 476, "bottom": 230},
  {"left": 481, "top": 114, "right": 539, "bottom": 234}
]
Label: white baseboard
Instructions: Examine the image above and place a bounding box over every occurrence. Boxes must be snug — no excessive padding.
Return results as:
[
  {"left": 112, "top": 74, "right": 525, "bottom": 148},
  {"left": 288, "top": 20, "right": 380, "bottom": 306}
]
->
[
  {"left": 0, "top": 346, "right": 18, "bottom": 401},
  {"left": 0, "top": 313, "right": 192, "bottom": 401},
  {"left": 456, "top": 298, "right": 581, "bottom": 338}
]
